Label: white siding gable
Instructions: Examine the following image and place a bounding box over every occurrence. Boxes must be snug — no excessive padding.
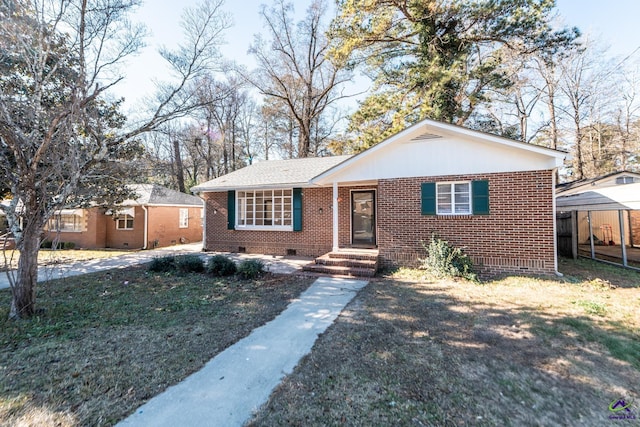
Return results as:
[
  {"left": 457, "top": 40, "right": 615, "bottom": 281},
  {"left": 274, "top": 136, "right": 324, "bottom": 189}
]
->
[{"left": 312, "top": 120, "right": 567, "bottom": 185}]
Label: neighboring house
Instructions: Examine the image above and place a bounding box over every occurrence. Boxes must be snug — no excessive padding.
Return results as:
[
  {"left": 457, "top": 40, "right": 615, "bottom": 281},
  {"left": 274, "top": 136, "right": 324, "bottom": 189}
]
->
[
  {"left": 556, "top": 171, "right": 640, "bottom": 269},
  {"left": 45, "top": 184, "right": 203, "bottom": 249},
  {"left": 0, "top": 201, "right": 12, "bottom": 249},
  {"left": 192, "top": 118, "right": 568, "bottom": 276},
  {"left": 556, "top": 171, "right": 640, "bottom": 196}
]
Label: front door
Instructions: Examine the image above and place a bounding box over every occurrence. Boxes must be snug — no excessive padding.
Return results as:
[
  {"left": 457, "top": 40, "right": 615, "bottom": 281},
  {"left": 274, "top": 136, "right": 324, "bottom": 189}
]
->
[{"left": 351, "top": 190, "right": 376, "bottom": 247}]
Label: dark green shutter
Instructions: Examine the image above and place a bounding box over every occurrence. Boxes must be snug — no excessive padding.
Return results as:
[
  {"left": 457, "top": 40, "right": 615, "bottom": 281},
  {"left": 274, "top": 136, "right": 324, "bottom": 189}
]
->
[
  {"left": 227, "top": 190, "right": 236, "bottom": 229},
  {"left": 293, "top": 188, "right": 302, "bottom": 231},
  {"left": 472, "top": 180, "right": 489, "bottom": 215},
  {"left": 421, "top": 182, "right": 436, "bottom": 215}
]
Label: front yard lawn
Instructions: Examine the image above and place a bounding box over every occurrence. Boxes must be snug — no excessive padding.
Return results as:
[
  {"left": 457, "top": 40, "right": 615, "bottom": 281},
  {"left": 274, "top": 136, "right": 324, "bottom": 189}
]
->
[
  {"left": 0, "top": 257, "right": 638, "bottom": 426},
  {"left": 1, "top": 249, "right": 132, "bottom": 271},
  {"left": 0, "top": 266, "right": 313, "bottom": 426},
  {"left": 248, "top": 258, "right": 640, "bottom": 426}
]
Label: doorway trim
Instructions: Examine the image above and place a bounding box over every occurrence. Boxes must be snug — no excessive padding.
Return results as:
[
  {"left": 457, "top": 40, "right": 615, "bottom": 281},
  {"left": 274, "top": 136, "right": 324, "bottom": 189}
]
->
[{"left": 350, "top": 189, "right": 377, "bottom": 247}]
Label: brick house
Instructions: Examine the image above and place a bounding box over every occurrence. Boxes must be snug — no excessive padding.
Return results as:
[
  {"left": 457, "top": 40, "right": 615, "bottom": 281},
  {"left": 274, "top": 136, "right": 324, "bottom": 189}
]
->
[
  {"left": 45, "top": 184, "right": 203, "bottom": 249},
  {"left": 192, "top": 119, "right": 568, "bottom": 276}
]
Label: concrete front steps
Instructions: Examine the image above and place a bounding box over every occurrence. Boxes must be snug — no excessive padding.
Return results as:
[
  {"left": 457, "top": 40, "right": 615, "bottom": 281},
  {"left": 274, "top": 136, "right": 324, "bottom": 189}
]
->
[{"left": 303, "top": 248, "right": 379, "bottom": 278}]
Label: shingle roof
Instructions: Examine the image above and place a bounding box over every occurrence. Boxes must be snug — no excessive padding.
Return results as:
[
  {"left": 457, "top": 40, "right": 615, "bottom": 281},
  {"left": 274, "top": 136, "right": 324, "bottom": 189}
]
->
[
  {"left": 191, "top": 155, "right": 353, "bottom": 192},
  {"left": 124, "top": 184, "right": 203, "bottom": 206}
]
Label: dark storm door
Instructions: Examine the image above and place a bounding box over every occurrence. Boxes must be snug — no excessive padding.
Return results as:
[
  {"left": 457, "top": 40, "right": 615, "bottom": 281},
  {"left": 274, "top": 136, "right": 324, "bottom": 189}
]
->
[{"left": 351, "top": 190, "right": 376, "bottom": 246}]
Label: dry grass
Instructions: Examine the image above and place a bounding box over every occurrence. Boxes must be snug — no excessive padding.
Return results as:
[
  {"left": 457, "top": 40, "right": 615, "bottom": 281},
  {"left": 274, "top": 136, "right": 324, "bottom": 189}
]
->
[
  {"left": 248, "top": 258, "right": 640, "bottom": 427},
  {"left": 0, "top": 266, "right": 313, "bottom": 426},
  {"left": 1, "top": 249, "right": 131, "bottom": 271}
]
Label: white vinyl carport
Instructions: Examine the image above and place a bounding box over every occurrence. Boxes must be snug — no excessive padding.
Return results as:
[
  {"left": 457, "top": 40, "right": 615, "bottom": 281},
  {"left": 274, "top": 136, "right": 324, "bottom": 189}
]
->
[{"left": 556, "top": 182, "right": 640, "bottom": 269}]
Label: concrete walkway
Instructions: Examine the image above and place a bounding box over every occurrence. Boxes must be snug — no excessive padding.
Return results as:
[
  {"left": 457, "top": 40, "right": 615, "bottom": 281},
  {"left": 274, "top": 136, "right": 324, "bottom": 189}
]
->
[
  {"left": 117, "top": 276, "right": 368, "bottom": 427},
  {"left": 0, "top": 244, "right": 312, "bottom": 290}
]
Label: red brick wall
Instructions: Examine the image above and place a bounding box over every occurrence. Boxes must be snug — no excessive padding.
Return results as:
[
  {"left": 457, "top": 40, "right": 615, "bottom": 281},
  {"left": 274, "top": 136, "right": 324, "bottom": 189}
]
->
[
  {"left": 377, "top": 170, "right": 556, "bottom": 275},
  {"left": 146, "top": 206, "right": 203, "bottom": 248},
  {"left": 204, "top": 188, "right": 335, "bottom": 257},
  {"left": 45, "top": 206, "right": 202, "bottom": 250},
  {"left": 106, "top": 206, "right": 145, "bottom": 249},
  {"left": 203, "top": 170, "right": 556, "bottom": 275},
  {"left": 336, "top": 186, "right": 381, "bottom": 247},
  {"left": 44, "top": 208, "right": 108, "bottom": 249}
]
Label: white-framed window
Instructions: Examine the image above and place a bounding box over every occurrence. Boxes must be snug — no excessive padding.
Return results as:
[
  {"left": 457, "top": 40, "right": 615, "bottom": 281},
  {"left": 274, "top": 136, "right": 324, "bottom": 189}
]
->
[
  {"left": 179, "top": 208, "right": 189, "bottom": 228},
  {"left": 437, "top": 182, "right": 471, "bottom": 215},
  {"left": 48, "top": 211, "right": 84, "bottom": 232},
  {"left": 116, "top": 214, "right": 134, "bottom": 230},
  {"left": 616, "top": 176, "right": 636, "bottom": 184},
  {"left": 237, "top": 189, "right": 292, "bottom": 230}
]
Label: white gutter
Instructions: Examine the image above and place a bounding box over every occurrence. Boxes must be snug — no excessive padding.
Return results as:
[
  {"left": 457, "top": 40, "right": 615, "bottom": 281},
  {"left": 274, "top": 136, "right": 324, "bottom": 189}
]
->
[
  {"left": 141, "top": 205, "right": 149, "bottom": 250},
  {"left": 332, "top": 181, "right": 339, "bottom": 252},
  {"left": 552, "top": 170, "right": 563, "bottom": 277},
  {"left": 202, "top": 200, "right": 207, "bottom": 250},
  {"left": 191, "top": 182, "right": 312, "bottom": 193}
]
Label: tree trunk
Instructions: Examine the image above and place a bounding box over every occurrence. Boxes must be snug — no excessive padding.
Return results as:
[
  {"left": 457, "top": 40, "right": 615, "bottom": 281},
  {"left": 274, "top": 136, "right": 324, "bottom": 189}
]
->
[
  {"left": 298, "top": 122, "right": 311, "bottom": 158},
  {"left": 9, "top": 232, "right": 40, "bottom": 319},
  {"left": 172, "top": 139, "right": 186, "bottom": 193},
  {"left": 547, "top": 96, "right": 558, "bottom": 150},
  {"left": 263, "top": 120, "right": 270, "bottom": 160},
  {"left": 573, "top": 120, "right": 584, "bottom": 180}
]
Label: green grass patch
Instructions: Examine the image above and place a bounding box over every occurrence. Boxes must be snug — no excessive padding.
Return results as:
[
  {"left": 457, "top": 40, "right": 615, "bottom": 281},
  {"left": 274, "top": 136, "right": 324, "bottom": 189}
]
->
[
  {"left": 556, "top": 317, "right": 640, "bottom": 369},
  {"left": 248, "top": 258, "right": 640, "bottom": 427},
  {"left": 0, "top": 266, "right": 313, "bottom": 426},
  {"left": 572, "top": 299, "right": 608, "bottom": 316}
]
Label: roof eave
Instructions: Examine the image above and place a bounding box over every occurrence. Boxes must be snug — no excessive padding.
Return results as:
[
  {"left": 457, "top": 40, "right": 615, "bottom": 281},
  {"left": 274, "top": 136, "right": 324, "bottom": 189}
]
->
[{"left": 192, "top": 181, "right": 314, "bottom": 193}]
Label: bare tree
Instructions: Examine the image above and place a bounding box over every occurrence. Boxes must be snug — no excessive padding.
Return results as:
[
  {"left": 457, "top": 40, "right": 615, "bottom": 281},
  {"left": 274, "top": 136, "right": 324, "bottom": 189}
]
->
[
  {"left": 240, "top": 0, "right": 351, "bottom": 158},
  {"left": 531, "top": 54, "right": 565, "bottom": 151},
  {"left": 558, "top": 40, "right": 619, "bottom": 179},
  {"left": 611, "top": 61, "right": 640, "bottom": 171},
  {"left": 200, "top": 77, "right": 247, "bottom": 173},
  {"left": 0, "top": 0, "right": 231, "bottom": 319}
]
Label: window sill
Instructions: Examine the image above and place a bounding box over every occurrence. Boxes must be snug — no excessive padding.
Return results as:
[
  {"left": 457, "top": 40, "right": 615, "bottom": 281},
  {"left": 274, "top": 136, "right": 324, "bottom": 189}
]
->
[
  {"left": 435, "top": 214, "right": 476, "bottom": 220},
  {"left": 235, "top": 225, "right": 293, "bottom": 232}
]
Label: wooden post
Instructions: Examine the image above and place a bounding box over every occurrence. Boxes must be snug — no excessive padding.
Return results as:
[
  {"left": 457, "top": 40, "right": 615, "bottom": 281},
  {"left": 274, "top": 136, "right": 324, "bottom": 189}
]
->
[
  {"left": 619, "top": 210, "right": 628, "bottom": 267},
  {"left": 588, "top": 211, "right": 595, "bottom": 260},
  {"left": 571, "top": 210, "right": 578, "bottom": 259}
]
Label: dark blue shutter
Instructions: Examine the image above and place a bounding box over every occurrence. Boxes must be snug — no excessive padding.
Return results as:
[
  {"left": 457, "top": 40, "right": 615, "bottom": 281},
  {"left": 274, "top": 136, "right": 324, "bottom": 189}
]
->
[
  {"left": 421, "top": 183, "right": 436, "bottom": 215},
  {"left": 472, "top": 180, "right": 489, "bottom": 215},
  {"left": 293, "top": 188, "right": 302, "bottom": 231},
  {"left": 227, "top": 190, "right": 235, "bottom": 229}
]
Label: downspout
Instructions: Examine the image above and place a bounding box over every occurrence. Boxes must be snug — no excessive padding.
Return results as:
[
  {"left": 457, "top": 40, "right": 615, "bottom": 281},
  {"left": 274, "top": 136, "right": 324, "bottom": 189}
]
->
[
  {"left": 332, "top": 181, "right": 339, "bottom": 252},
  {"left": 552, "top": 169, "right": 563, "bottom": 277},
  {"left": 202, "top": 198, "right": 207, "bottom": 250},
  {"left": 619, "top": 210, "right": 628, "bottom": 267},
  {"left": 141, "top": 205, "right": 148, "bottom": 250}
]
